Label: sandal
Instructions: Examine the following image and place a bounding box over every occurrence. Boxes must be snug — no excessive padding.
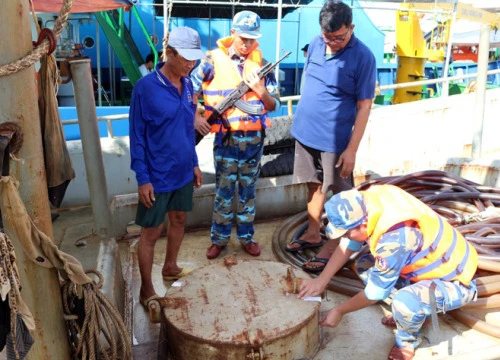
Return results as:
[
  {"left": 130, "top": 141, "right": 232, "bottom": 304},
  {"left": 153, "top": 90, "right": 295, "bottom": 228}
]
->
[
  {"left": 387, "top": 345, "right": 415, "bottom": 360},
  {"left": 285, "top": 238, "right": 322, "bottom": 252},
  {"left": 162, "top": 268, "right": 193, "bottom": 281},
  {"left": 139, "top": 293, "right": 160, "bottom": 308},
  {"left": 301, "top": 256, "right": 329, "bottom": 273}
]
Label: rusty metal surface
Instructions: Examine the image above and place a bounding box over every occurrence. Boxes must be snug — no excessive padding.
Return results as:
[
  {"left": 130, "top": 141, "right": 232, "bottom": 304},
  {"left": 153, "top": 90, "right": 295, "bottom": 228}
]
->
[{"left": 161, "top": 259, "right": 320, "bottom": 359}]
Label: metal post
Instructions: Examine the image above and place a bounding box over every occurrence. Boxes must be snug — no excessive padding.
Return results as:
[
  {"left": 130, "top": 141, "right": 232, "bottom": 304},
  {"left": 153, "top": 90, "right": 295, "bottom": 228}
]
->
[
  {"left": 275, "top": 0, "right": 283, "bottom": 88},
  {"left": 95, "top": 20, "right": 102, "bottom": 106},
  {"left": 294, "top": 9, "right": 302, "bottom": 95},
  {"left": 441, "top": 0, "right": 458, "bottom": 98},
  {"left": 96, "top": 19, "right": 102, "bottom": 107},
  {"left": 0, "top": 1, "right": 72, "bottom": 359},
  {"left": 472, "top": 23, "right": 491, "bottom": 159},
  {"left": 163, "top": 0, "right": 167, "bottom": 35},
  {"left": 69, "top": 59, "right": 112, "bottom": 237},
  {"left": 209, "top": 6, "right": 212, "bottom": 47}
]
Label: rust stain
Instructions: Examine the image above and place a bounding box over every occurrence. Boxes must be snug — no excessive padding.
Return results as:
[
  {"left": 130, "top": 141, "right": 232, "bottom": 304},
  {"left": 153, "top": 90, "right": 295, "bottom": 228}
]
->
[
  {"left": 164, "top": 297, "right": 187, "bottom": 309},
  {"left": 262, "top": 270, "right": 273, "bottom": 287},
  {"left": 245, "top": 283, "right": 260, "bottom": 318},
  {"left": 213, "top": 317, "right": 224, "bottom": 334},
  {"left": 223, "top": 254, "right": 238, "bottom": 268},
  {"left": 231, "top": 330, "right": 249, "bottom": 343},
  {"left": 245, "top": 284, "right": 257, "bottom": 306},
  {"left": 249, "top": 328, "right": 264, "bottom": 345},
  {"left": 198, "top": 287, "right": 209, "bottom": 305}
]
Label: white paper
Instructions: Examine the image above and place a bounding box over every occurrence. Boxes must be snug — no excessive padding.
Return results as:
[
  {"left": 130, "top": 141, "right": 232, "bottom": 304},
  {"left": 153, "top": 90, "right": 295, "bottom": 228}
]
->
[{"left": 303, "top": 296, "right": 322, "bottom": 302}]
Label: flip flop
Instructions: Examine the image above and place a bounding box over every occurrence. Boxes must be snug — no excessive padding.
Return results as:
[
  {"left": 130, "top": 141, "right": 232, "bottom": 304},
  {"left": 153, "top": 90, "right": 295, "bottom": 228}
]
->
[
  {"left": 139, "top": 293, "right": 160, "bottom": 308},
  {"left": 285, "top": 238, "right": 322, "bottom": 253},
  {"left": 162, "top": 267, "right": 193, "bottom": 281},
  {"left": 301, "top": 256, "right": 329, "bottom": 273}
]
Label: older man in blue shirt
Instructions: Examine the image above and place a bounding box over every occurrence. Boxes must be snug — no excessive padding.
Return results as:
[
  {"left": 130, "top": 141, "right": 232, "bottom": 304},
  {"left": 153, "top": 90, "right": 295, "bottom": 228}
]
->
[
  {"left": 286, "top": 1, "right": 376, "bottom": 273},
  {"left": 130, "top": 27, "right": 204, "bottom": 309}
]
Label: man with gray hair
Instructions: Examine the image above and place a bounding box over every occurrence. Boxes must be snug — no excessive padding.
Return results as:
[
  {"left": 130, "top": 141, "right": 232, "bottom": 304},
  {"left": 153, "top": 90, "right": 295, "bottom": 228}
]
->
[
  {"left": 192, "top": 10, "right": 281, "bottom": 260},
  {"left": 130, "top": 26, "right": 205, "bottom": 311}
]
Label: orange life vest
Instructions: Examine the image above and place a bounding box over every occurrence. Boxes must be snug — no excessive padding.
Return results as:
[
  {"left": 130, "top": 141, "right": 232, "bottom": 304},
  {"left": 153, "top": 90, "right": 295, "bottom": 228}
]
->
[
  {"left": 201, "top": 37, "right": 271, "bottom": 132},
  {"left": 363, "top": 185, "right": 477, "bottom": 285}
]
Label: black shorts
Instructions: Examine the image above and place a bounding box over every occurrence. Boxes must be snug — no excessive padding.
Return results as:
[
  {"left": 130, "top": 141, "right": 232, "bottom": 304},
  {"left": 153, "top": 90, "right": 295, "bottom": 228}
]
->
[
  {"left": 135, "top": 181, "right": 194, "bottom": 228},
  {"left": 293, "top": 140, "right": 353, "bottom": 194}
]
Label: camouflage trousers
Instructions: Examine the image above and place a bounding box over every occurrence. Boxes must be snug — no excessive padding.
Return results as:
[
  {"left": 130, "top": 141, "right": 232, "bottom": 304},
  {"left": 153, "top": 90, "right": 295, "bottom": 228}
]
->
[
  {"left": 391, "top": 279, "right": 477, "bottom": 351},
  {"left": 210, "top": 131, "right": 263, "bottom": 246},
  {"left": 358, "top": 255, "right": 477, "bottom": 351}
]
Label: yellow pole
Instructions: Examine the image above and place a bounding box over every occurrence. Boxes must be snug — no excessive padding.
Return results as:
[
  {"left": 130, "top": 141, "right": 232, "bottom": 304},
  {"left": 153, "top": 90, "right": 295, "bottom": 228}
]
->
[
  {"left": 393, "top": 4, "right": 427, "bottom": 104},
  {"left": 0, "top": 1, "right": 72, "bottom": 359}
]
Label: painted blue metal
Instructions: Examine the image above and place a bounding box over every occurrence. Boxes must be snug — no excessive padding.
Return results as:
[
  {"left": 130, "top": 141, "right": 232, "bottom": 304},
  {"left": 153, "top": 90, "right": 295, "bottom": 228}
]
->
[{"left": 78, "top": 0, "right": 385, "bottom": 69}]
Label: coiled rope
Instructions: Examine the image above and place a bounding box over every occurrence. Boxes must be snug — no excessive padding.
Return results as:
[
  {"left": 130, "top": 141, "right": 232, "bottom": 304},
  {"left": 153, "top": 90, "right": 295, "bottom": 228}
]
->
[
  {"left": 62, "top": 270, "right": 131, "bottom": 360},
  {"left": 161, "top": 0, "right": 174, "bottom": 61},
  {"left": 0, "top": 233, "right": 23, "bottom": 360},
  {"left": 0, "top": 0, "right": 73, "bottom": 78},
  {"left": 0, "top": 122, "right": 132, "bottom": 359}
]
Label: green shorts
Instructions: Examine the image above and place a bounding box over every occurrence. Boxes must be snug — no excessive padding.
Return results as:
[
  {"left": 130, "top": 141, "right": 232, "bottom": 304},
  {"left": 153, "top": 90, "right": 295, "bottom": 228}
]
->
[{"left": 135, "top": 181, "right": 194, "bottom": 228}]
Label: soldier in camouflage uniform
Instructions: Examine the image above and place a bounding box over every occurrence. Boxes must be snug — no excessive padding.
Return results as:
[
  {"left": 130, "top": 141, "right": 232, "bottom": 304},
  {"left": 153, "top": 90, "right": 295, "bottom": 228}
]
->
[
  {"left": 298, "top": 186, "right": 478, "bottom": 360},
  {"left": 191, "top": 11, "right": 281, "bottom": 259}
]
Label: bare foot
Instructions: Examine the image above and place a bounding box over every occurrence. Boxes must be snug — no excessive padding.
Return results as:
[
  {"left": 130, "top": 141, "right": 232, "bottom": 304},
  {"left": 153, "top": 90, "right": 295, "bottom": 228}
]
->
[
  {"left": 139, "top": 287, "right": 157, "bottom": 302},
  {"left": 162, "top": 266, "right": 182, "bottom": 278}
]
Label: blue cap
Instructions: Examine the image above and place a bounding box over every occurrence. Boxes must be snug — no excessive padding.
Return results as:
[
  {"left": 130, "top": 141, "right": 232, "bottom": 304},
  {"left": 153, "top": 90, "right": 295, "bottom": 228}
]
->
[
  {"left": 324, "top": 189, "right": 367, "bottom": 239},
  {"left": 168, "top": 27, "right": 205, "bottom": 61},
  {"left": 232, "top": 11, "right": 262, "bottom": 39}
]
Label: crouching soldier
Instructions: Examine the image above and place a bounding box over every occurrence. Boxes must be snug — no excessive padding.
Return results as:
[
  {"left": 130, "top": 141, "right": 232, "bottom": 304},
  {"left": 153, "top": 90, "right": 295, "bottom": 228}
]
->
[{"left": 298, "top": 185, "right": 478, "bottom": 360}]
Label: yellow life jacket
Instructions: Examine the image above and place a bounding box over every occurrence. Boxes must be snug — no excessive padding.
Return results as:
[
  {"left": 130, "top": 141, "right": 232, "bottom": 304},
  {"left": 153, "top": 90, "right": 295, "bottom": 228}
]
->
[
  {"left": 363, "top": 185, "right": 477, "bottom": 285},
  {"left": 201, "top": 36, "right": 271, "bottom": 132}
]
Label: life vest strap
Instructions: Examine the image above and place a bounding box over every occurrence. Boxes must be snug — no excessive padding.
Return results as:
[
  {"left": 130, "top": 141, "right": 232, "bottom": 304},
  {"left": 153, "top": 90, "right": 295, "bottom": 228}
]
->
[
  {"left": 442, "top": 230, "right": 457, "bottom": 262},
  {"left": 410, "top": 217, "right": 445, "bottom": 263}
]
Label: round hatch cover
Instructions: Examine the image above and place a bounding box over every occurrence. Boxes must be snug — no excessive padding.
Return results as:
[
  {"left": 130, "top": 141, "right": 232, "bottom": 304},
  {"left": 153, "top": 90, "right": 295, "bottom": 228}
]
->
[{"left": 160, "top": 258, "right": 320, "bottom": 360}]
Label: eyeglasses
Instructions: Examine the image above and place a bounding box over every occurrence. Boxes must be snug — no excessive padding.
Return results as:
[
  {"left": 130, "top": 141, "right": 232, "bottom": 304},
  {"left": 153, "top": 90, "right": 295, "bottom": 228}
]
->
[{"left": 322, "top": 29, "right": 351, "bottom": 44}]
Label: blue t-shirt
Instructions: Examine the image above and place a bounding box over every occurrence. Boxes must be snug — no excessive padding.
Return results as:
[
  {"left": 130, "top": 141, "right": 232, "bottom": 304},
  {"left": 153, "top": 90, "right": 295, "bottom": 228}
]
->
[
  {"left": 129, "top": 63, "right": 198, "bottom": 192},
  {"left": 291, "top": 34, "right": 376, "bottom": 153}
]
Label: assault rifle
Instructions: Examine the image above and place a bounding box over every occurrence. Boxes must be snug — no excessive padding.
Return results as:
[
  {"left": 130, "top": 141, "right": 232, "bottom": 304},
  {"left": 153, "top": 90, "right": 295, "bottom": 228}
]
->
[{"left": 195, "top": 51, "right": 292, "bottom": 145}]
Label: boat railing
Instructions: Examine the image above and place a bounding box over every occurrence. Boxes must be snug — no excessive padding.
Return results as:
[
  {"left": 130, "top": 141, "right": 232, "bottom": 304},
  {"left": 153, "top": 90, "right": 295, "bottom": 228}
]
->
[
  {"left": 62, "top": 114, "right": 128, "bottom": 138},
  {"left": 61, "top": 68, "right": 500, "bottom": 138},
  {"left": 281, "top": 68, "right": 500, "bottom": 115}
]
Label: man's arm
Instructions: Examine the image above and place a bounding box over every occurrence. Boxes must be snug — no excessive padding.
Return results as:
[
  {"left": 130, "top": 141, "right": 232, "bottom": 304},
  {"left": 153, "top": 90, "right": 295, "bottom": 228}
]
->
[
  {"left": 319, "top": 224, "right": 418, "bottom": 328},
  {"left": 129, "top": 88, "right": 155, "bottom": 208},
  {"left": 129, "top": 89, "right": 149, "bottom": 186},
  {"left": 336, "top": 48, "right": 376, "bottom": 179},
  {"left": 335, "top": 99, "right": 372, "bottom": 178},
  {"left": 191, "top": 53, "right": 214, "bottom": 135},
  {"left": 297, "top": 239, "right": 354, "bottom": 298},
  {"left": 320, "top": 291, "right": 376, "bottom": 327}
]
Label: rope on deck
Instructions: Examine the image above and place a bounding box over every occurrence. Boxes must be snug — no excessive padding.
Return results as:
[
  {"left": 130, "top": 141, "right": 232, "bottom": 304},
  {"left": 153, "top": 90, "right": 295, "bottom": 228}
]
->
[
  {"left": 62, "top": 270, "right": 132, "bottom": 360},
  {"left": 0, "top": 122, "right": 132, "bottom": 359},
  {"left": 0, "top": 0, "right": 73, "bottom": 78}
]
